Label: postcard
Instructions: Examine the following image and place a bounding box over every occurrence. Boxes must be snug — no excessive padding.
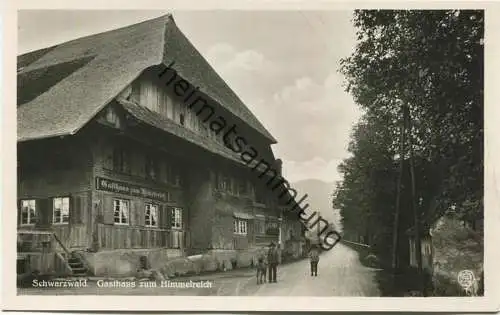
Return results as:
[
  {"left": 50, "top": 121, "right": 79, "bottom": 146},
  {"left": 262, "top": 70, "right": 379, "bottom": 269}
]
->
[{"left": 2, "top": 0, "right": 499, "bottom": 313}]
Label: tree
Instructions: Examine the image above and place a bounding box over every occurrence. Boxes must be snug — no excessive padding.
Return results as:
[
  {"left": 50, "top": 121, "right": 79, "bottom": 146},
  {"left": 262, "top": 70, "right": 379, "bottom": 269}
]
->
[
  {"left": 339, "top": 10, "right": 483, "bottom": 224},
  {"left": 335, "top": 10, "right": 484, "bottom": 285}
]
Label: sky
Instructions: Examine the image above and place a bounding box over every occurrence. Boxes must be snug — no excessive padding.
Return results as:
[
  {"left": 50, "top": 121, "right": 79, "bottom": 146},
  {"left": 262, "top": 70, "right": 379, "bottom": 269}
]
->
[{"left": 18, "top": 10, "right": 362, "bottom": 183}]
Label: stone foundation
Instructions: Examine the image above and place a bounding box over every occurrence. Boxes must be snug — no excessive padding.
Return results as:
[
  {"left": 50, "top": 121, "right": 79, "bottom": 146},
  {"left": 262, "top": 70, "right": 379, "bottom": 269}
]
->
[
  {"left": 82, "top": 246, "right": 296, "bottom": 278},
  {"left": 84, "top": 248, "right": 182, "bottom": 277}
]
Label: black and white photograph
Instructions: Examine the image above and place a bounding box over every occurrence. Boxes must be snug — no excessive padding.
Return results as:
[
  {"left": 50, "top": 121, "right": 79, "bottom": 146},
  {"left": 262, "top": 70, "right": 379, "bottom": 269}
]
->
[{"left": 3, "top": 2, "right": 499, "bottom": 313}]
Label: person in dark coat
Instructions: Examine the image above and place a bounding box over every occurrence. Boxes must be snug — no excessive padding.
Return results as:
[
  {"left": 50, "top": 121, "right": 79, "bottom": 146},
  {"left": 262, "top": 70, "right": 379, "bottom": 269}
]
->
[
  {"left": 267, "top": 241, "right": 279, "bottom": 283},
  {"left": 309, "top": 245, "right": 320, "bottom": 276}
]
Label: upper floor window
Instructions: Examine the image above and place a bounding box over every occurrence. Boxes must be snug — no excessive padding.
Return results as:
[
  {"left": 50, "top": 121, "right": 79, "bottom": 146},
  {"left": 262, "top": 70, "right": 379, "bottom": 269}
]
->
[
  {"left": 166, "top": 165, "right": 182, "bottom": 186},
  {"left": 53, "top": 197, "right": 70, "bottom": 224},
  {"left": 113, "top": 146, "right": 130, "bottom": 174},
  {"left": 145, "top": 155, "right": 160, "bottom": 181},
  {"left": 218, "top": 174, "right": 232, "bottom": 193},
  {"left": 113, "top": 199, "right": 130, "bottom": 225},
  {"left": 145, "top": 203, "right": 159, "bottom": 227},
  {"left": 20, "top": 199, "right": 36, "bottom": 225},
  {"left": 237, "top": 180, "right": 248, "bottom": 195}
]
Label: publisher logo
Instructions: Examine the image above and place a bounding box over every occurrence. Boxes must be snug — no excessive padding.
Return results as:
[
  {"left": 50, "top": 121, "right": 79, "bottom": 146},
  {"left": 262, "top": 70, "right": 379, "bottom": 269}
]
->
[{"left": 457, "top": 270, "right": 475, "bottom": 290}]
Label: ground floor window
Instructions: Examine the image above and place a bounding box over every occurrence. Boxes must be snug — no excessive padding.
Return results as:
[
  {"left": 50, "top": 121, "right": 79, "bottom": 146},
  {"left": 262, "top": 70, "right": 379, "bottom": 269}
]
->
[
  {"left": 234, "top": 219, "right": 248, "bottom": 235},
  {"left": 20, "top": 199, "right": 36, "bottom": 225},
  {"left": 113, "top": 199, "right": 130, "bottom": 225},
  {"left": 171, "top": 207, "right": 182, "bottom": 229},
  {"left": 145, "top": 203, "right": 158, "bottom": 227},
  {"left": 266, "top": 220, "right": 279, "bottom": 235},
  {"left": 53, "top": 197, "right": 70, "bottom": 224}
]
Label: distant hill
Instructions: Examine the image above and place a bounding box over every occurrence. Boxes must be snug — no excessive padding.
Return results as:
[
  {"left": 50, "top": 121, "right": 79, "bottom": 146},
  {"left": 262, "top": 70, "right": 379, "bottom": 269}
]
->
[{"left": 292, "top": 179, "right": 342, "bottom": 232}]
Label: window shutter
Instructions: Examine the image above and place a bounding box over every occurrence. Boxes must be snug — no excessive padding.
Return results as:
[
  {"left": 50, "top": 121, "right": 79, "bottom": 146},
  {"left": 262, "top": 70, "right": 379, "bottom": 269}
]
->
[
  {"left": 167, "top": 206, "right": 174, "bottom": 229},
  {"left": 17, "top": 200, "right": 21, "bottom": 225},
  {"left": 133, "top": 200, "right": 144, "bottom": 227},
  {"left": 36, "top": 198, "right": 51, "bottom": 228},
  {"left": 181, "top": 208, "right": 186, "bottom": 229},
  {"left": 70, "top": 195, "right": 83, "bottom": 224},
  {"left": 160, "top": 205, "right": 169, "bottom": 229},
  {"left": 103, "top": 196, "right": 115, "bottom": 225}
]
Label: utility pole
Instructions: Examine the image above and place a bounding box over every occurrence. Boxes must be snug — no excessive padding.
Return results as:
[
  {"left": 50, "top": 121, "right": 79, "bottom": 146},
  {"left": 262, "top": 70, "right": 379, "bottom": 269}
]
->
[
  {"left": 391, "top": 102, "right": 407, "bottom": 287},
  {"left": 406, "top": 105, "right": 424, "bottom": 293}
]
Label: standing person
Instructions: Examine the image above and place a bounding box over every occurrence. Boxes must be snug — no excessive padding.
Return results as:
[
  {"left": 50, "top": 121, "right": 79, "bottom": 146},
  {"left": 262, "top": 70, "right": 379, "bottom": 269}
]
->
[
  {"left": 267, "top": 242, "right": 279, "bottom": 283},
  {"left": 309, "top": 244, "right": 320, "bottom": 276}
]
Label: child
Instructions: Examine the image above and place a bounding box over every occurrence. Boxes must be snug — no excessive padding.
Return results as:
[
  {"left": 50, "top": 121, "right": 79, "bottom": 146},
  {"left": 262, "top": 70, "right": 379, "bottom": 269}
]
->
[{"left": 256, "top": 256, "right": 267, "bottom": 284}]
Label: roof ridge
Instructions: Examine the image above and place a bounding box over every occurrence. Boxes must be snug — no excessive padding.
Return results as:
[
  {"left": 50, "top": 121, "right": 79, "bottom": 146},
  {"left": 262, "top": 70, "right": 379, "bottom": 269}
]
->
[
  {"left": 18, "top": 13, "right": 172, "bottom": 58},
  {"left": 18, "top": 12, "right": 278, "bottom": 145}
]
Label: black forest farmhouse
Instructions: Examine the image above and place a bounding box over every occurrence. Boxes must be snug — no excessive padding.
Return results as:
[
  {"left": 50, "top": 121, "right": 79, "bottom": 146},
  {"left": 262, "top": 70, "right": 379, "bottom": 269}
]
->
[{"left": 16, "top": 14, "right": 304, "bottom": 277}]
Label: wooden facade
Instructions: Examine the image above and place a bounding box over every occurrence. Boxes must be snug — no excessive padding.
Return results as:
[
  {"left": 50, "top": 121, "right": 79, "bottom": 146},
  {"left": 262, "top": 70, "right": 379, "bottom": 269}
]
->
[{"left": 17, "top": 67, "right": 300, "bottom": 262}]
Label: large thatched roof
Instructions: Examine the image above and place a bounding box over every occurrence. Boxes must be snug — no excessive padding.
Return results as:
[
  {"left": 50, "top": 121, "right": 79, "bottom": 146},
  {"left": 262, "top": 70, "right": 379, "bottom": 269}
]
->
[{"left": 17, "top": 14, "right": 276, "bottom": 143}]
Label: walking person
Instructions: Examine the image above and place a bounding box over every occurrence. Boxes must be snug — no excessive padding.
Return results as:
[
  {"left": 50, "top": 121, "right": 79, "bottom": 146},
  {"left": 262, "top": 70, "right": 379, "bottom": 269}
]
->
[
  {"left": 309, "top": 244, "right": 320, "bottom": 276},
  {"left": 267, "top": 241, "right": 279, "bottom": 283}
]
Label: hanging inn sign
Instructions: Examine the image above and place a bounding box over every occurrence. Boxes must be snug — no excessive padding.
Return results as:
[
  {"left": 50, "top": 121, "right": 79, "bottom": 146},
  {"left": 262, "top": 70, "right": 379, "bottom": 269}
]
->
[{"left": 95, "top": 177, "right": 168, "bottom": 202}]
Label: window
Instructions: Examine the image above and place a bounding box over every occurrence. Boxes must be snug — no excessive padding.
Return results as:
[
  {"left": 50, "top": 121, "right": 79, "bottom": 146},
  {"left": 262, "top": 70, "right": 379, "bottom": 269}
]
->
[
  {"left": 105, "top": 107, "right": 119, "bottom": 126},
  {"left": 237, "top": 180, "right": 248, "bottom": 195},
  {"left": 171, "top": 207, "right": 182, "bottom": 229},
  {"left": 145, "top": 203, "right": 159, "bottom": 227},
  {"left": 234, "top": 219, "right": 248, "bottom": 235},
  {"left": 113, "top": 199, "right": 129, "bottom": 225},
  {"left": 167, "top": 165, "right": 182, "bottom": 186},
  {"left": 179, "top": 114, "right": 185, "bottom": 126},
  {"left": 266, "top": 221, "right": 279, "bottom": 235},
  {"left": 20, "top": 200, "right": 36, "bottom": 225},
  {"left": 145, "top": 155, "right": 159, "bottom": 180},
  {"left": 53, "top": 197, "right": 70, "bottom": 224},
  {"left": 219, "top": 174, "right": 231, "bottom": 193},
  {"left": 113, "top": 146, "right": 130, "bottom": 174}
]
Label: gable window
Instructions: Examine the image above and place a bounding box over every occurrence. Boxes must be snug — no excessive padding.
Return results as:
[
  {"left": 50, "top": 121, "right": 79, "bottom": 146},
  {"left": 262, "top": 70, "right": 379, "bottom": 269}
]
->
[
  {"left": 20, "top": 200, "right": 36, "bottom": 225},
  {"left": 113, "top": 199, "right": 130, "bottom": 225},
  {"left": 145, "top": 203, "right": 158, "bottom": 227},
  {"left": 234, "top": 219, "right": 247, "bottom": 235},
  {"left": 105, "top": 107, "right": 120, "bottom": 127},
  {"left": 53, "top": 197, "right": 70, "bottom": 224},
  {"left": 113, "top": 146, "right": 130, "bottom": 174},
  {"left": 171, "top": 207, "right": 183, "bottom": 229}
]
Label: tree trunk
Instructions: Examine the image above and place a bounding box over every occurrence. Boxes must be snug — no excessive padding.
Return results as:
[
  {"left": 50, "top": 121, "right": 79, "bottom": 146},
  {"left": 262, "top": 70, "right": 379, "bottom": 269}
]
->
[
  {"left": 391, "top": 104, "right": 406, "bottom": 272},
  {"left": 407, "top": 105, "right": 424, "bottom": 293}
]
